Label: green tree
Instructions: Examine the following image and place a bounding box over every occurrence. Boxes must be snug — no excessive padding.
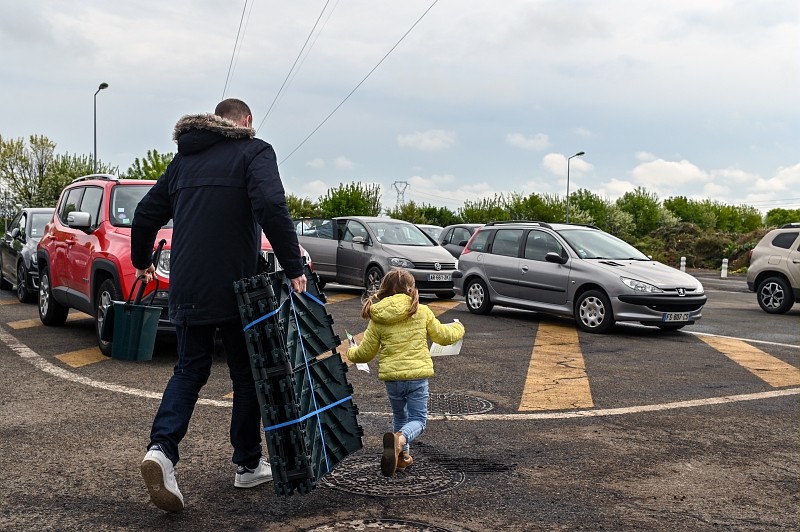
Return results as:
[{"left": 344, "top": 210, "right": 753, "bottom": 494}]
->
[
  {"left": 0, "top": 134, "right": 55, "bottom": 207},
  {"left": 318, "top": 182, "right": 381, "bottom": 217},
  {"left": 286, "top": 194, "right": 321, "bottom": 219},
  {"left": 616, "top": 187, "right": 663, "bottom": 237},
  {"left": 417, "top": 204, "right": 460, "bottom": 226},
  {"left": 386, "top": 201, "right": 427, "bottom": 223},
  {"left": 123, "top": 149, "right": 173, "bottom": 180},
  {"left": 458, "top": 194, "right": 509, "bottom": 223},
  {"left": 764, "top": 208, "right": 799, "bottom": 228}
]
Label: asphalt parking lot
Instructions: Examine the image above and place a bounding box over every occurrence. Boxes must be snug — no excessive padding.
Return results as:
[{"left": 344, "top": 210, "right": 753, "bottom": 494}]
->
[{"left": 0, "top": 272, "right": 797, "bottom": 531}]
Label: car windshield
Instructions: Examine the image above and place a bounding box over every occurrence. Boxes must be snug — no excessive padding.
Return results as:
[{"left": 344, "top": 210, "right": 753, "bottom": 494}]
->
[
  {"left": 559, "top": 228, "right": 649, "bottom": 260},
  {"left": 30, "top": 213, "right": 52, "bottom": 238},
  {"left": 111, "top": 185, "right": 173, "bottom": 228},
  {"left": 369, "top": 222, "right": 433, "bottom": 246}
]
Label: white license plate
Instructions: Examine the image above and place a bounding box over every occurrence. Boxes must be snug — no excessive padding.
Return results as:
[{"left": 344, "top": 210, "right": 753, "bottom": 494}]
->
[
  {"left": 662, "top": 312, "right": 689, "bottom": 322},
  {"left": 428, "top": 273, "right": 451, "bottom": 282}
]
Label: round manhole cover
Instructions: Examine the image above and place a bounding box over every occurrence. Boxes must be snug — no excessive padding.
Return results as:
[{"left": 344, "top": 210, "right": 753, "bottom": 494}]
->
[
  {"left": 320, "top": 455, "right": 465, "bottom": 497},
  {"left": 428, "top": 392, "right": 493, "bottom": 415},
  {"left": 306, "top": 518, "right": 455, "bottom": 531}
]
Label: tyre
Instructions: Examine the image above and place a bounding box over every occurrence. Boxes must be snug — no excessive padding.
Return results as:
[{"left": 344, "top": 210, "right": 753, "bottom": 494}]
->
[
  {"left": 465, "top": 278, "right": 493, "bottom": 315},
  {"left": 365, "top": 266, "right": 384, "bottom": 296},
  {"left": 575, "top": 289, "right": 615, "bottom": 333},
  {"left": 38, "top": 265, "right": 69, "bottom": 326},
  {"left": 95, "top": 278, "right": 120, "bottom": 357},
  {"left": 756, "top": 276, "right": 795, "bottom": 314},
  {"left": 436, "top": 291, "right": 456, "bottom": 300},
  {"left": 16, "top": 262, "right": 33, "bottom": 303}
]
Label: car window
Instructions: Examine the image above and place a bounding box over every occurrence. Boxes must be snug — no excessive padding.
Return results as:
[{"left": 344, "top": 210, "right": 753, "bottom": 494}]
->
[
  {"left": 490, "top": 229, "right": 523, "bottom": 257},
  {"left": 369, "top": 222, "right": 432, "bottom": 246},
  {"left": 524, "top": 231, "right": 563, "bottom": 261},
  {"left": 771, "top": 232, "right": 798, "bottom": 249},
  {"left": 441, "top": 228, "right": 453, "bottom": 244},
  {"left": 453, "top": 227, "right": 471, "bottom": 244},
  {"left": 295, "top": 218, "right": 333, "bottom": 239},
  {"left": 468, "top": 229, "right": 490, "bottom": 252},
  {"left": 30, "top": 213, "right": 51, "bottom": 237},
  {"left": 80, "top": 186, "right": 104, "bottom": 227},
  {"left": 15, "top": 212, "right": 26, "bottom": 234},
  {"left": 58, "top": 188, "right": 84, "bottom": 223},
  {"left": 110, "top": 184, "right": 174, "bottom": 228},
  {"left": 559, "top": 228, "right": 649, "bottom": 260},
  {"left": 342, "top": 220, "right": 369, "bottom": 243}
]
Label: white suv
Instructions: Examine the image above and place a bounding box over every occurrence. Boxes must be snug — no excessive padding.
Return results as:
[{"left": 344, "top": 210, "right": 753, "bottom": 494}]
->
[{"left": 746, "top": 223, "right": 800, "bottom": 313}]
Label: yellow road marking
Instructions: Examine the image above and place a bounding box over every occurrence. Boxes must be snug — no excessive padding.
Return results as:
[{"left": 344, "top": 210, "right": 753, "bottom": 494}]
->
[
  {"left": 519, "top": 322, "right": 594, "bottom": 411},
  {"left": 698, "top": 335, "right": 800, "bottom": 387},
  {"left": 324, "top": 292, "right": 360, "bottom": 304},
  {"left": 56, "top": 347, "right": 108, "bottom": 368},
  {"left": 0, "top": 299, "right": 20, "bottom": 306},
  {"left": 7, "top": 312, "right": 92, "bottom": 330}
]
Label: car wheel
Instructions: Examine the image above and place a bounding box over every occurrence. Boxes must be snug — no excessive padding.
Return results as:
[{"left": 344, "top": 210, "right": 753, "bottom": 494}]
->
[
  {"left": 465, "top": 278, "right": 493, "bottom": 315},
  {"left": 95, "top": 279, "right": 119, "bottom": 357},
  {"left": 756, "top": 276, "right": 795, "bottom": 314},
  {"left": 16, "top": 263, "right": 32, "bottom": 303},
  {"left": 38, "top": 265, "right": 69, "bottom": 326},
  {"left": 365, "top": 266, "right": 384, "bottom": 296},
  {"left": 436, "top": 291, "right": 456, "bottom": 300},
  {"left": 575, "top": 290, "right": 615, "bottom": 333}
]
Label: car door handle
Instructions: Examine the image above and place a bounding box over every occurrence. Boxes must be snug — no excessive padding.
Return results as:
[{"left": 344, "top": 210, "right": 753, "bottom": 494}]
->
[
  {"left": 521, "top": 265, "right": 529, "bottom": 272},
  {"left": 793, "top": 259, "right": 800, "bottom": 264}
]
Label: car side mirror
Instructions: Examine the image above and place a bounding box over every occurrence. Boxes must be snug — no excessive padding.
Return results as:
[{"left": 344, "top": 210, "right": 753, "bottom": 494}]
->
[
  {"left": 352, "top": 236, "right": 367, "bottom": 245},
  {"left": 67, "top": 211, "right": 92, "bottom": 230},
  {"left": 545, "top": 251, "right": 568, "bottom": 265},
  {"left": 458, "top": 240, "right": 468, "bottom": 247},
  {"left": 10, "top": 227, "right": 21, "bottom": 240}
]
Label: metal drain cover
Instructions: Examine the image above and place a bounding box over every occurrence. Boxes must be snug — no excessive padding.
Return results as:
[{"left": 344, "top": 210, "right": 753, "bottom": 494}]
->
[
  {"left": 428, "top": 392, "right": 493, "bottom": 415},
  {"left": 306, "top": 518, "right": 455, "bottom": 531},
  {"left": 320, "top": 455, "right": 465, "bottom": 497}
]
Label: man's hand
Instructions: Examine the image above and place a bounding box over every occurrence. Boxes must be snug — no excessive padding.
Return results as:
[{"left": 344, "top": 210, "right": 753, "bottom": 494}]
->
[
  {"left": 136, "top": 265, "right": 156, "bottom": 282},
  {"left": 290, "top": 274, "right": 307, "bottom": 293}
]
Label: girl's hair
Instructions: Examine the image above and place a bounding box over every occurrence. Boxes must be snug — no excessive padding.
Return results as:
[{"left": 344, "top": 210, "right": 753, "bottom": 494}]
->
[{"left": 360, "top": 268, "right": 419, "bottom": 319}]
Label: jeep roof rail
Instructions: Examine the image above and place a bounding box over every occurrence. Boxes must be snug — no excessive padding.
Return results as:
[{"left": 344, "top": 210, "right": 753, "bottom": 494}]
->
[
  {"left": 779, "top": 222, "right": 800, "bottom": 228},
  {"left": 485, "top": 220, "right": 553, "bottom": 229},
  {"left": 70, "top": 173, "right": 119, "bottom": 184}
]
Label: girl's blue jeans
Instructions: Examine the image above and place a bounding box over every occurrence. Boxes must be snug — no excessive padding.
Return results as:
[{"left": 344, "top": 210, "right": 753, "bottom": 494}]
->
[{"left": 384, "top": 378, "right": 429, "bottom": 452}]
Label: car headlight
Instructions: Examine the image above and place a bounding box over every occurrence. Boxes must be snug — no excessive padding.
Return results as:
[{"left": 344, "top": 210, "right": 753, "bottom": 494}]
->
[
  {"left": 388, "top": 257, "right": 415, "bottom": 268},
  {"left": 31, "top": 253, "right": 38, "bottom": 265},
  {"left": 694, "top": 278, "right": 705, "bottom": 294},
  {"left": 621, "top": 277, "right": 663, "bottom": 293},
  {"left": 155, "top": 249, "right": 170, "bottom": 277}
]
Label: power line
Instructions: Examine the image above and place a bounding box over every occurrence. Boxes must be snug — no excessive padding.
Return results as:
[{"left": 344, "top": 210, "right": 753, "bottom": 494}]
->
[
  {"left": 278, "top": 0, "right": 440, "bottom": 166},
  {"left": 256, "top": 0, "right": 333, "bottom": 132},
  {"left": 221, "top": 1, "right": 249, "bottom": 100}
]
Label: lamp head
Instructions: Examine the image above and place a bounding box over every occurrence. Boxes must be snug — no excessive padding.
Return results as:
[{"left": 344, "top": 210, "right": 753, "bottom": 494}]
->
[
  {"left": 574, "top": 151, "right": 585, "bottom": 157},
  {"left": 98, "top": 82, "right": 109, "bottom": 90}
]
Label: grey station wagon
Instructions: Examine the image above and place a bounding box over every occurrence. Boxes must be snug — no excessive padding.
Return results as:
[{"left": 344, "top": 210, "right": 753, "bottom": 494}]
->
[
  {"left": 453, "top": 221, "right": 707, "bottom": 333},
  {"left": 295, "top": 216, "right": 457, "bottom": 298}
]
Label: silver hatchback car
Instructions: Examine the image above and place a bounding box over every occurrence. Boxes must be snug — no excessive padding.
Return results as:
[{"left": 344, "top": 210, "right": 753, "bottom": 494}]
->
[{"left": 453, "top": 221, "right": 706, "bottom": 333}]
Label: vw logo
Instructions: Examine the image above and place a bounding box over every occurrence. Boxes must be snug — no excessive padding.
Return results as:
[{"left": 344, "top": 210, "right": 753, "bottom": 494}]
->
[
  {"left": 677, "top": 288, "right": 685, "bottom": 296},
  {"left": 434, "top": 262, "right": 441, "bottom": 271}
]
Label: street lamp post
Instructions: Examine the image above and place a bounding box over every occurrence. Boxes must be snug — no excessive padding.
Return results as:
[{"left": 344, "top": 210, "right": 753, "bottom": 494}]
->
[
  {"left": 565, "top": 151, "right": 585, "bottom": 223},
  {"left": 93, "top": 82, "right": 109, "bottom": 173}
]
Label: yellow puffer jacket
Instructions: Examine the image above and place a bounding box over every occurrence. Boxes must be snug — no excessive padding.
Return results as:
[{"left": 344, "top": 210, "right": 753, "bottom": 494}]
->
[{"left": 347, "top": 293, "right": 465, "bottom": 381}]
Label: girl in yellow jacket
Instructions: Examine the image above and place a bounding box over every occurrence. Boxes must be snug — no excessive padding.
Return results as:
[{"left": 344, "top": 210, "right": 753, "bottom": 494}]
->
[{"left": 347, "top": 268, "right": 465, "bottom": 477}]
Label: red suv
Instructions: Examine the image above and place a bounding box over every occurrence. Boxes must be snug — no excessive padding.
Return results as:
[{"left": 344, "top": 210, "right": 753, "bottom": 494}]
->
[{"left": 37, "top": 174, "right": 311, "bottom": 357}]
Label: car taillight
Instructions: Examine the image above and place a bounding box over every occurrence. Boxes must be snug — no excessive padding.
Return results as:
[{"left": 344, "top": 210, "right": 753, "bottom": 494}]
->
[
  {"left": 747, "top": 249, "right": 753, "bottom": 264},
  {"left": 461, "top": 229, "right": 481, "bottom": 255}
]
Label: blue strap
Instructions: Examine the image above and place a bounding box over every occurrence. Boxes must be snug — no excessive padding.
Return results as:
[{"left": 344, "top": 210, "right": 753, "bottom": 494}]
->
[
  {"left": 263, "top": 395, "right": 352, "bottom": 431},
  {"left": 243, "top": 291, "right": 324, "bottom": 331}
]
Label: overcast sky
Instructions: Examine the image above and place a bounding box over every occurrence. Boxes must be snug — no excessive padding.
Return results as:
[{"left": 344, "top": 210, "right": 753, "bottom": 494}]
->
[{"left": 2, "top": 1, "right": 798, "bottom": 214}]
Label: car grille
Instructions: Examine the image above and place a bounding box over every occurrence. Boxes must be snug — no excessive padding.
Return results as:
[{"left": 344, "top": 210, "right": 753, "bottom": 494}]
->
[{"left": 415, "top": 262, "right": 456, "bottom": 271}]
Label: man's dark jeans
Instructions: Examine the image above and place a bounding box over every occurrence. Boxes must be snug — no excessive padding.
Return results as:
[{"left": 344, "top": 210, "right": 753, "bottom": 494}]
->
[{"left": 149, "top": 322, "right": 262, "bottom": 468}]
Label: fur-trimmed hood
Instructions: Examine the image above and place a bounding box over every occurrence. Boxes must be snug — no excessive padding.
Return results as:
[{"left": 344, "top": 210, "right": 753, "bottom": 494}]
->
[{"left": 172, "top": 113, "right": 256, "bottom": 155}]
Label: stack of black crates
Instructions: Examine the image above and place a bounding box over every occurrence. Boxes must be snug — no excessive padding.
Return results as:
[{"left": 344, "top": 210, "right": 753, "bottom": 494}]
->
[{"left": 234, "top": 264, "right": 363, "bottom": 496}]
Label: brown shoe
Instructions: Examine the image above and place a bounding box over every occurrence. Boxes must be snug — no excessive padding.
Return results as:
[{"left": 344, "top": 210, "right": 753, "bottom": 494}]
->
[
  {"left": 396, "top": 451, "right": 414, "bottom": 471},
  {"left": 380, "top": 432, "right": 399, "bottom": 476}
]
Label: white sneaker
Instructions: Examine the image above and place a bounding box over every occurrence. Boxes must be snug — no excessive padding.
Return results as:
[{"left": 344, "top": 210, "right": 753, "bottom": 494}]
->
[
  {"left": 234, "top": 457, "right": 273, "bottom": 488},
  {"left": 141, "top": 445, "right": 185, "bottom": 512}
]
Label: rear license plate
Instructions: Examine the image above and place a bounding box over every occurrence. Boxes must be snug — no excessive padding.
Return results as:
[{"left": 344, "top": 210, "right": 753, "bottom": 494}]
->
[
  {"left": 662, "top": 312, "right": 689, "bottom": 322},
  {"left": 428, "top": 273, "right": 451, "bottom": 282}
]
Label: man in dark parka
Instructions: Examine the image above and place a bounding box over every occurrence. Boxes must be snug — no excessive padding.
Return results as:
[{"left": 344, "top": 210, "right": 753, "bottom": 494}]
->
[{"left": 131, "top": 98, "right": 306, "bottom": 512}]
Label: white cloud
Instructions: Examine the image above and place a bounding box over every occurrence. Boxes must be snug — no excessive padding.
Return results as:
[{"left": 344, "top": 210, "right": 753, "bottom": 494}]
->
[
  {"left": 635, "top": 151, "right": 657, "bottom": 162},
  {"left": 333, "top": 156, "right": 354, "bottom": 169},
  {"left": 574, "top": 127, "right": 592, "bottom": 138},
  {"left": 397, "top": 130, "right": 456, "bottom": 152},
  {"left": 306, "top": 158, "right": 325, "bottom": 169},
  {"left": 506, "top": 132, "right": 551, "bottom": 150},
  {"left": 631, "top": 159, "right": 711, "bottom": 190},
  {"left": 542, "top": 152, "right": 592, "bottom": 177}
]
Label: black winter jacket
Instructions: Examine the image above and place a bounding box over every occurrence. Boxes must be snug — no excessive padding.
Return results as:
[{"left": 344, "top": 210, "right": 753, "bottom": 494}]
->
[{"left": 131, "top": 113, "right": 303, "bottom": 326}]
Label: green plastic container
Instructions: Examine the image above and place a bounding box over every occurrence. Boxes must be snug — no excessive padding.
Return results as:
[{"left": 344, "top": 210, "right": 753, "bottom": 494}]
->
[{"left": 110, "top": 301, "right": 161, "bottom": 361}]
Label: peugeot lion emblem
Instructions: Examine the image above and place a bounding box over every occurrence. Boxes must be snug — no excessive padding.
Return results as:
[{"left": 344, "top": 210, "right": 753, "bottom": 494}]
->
[
  {"left": 434, "top": 262, "right": 441, "bottom": 271},
  {"left": 677, "top": 288, "right": 685, "bottom": 296}
]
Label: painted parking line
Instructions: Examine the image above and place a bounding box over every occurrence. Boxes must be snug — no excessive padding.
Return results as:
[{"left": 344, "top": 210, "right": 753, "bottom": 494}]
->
[
  {"left": 519, "top": 322, "right": 593, "bottom": 411},
  {"left": 697, "top": 335, "right": 800, "bottom": 387},
  {"left": 56, "top": 347, "right": 108, "bottom": 368},
  {"left": 0, "top": 299, "right": 20, "bottom": 306},
  {"left": 324, "top": 292, "right": 361, "bottom": 304},
  {"left": 7, "top": 312, "right": 92, "bottom": 330}
]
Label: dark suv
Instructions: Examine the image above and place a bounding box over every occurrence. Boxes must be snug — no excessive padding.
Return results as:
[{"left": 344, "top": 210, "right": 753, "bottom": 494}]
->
[{"left": 37, "top": 175, "right": 172, "bottom": 356}]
